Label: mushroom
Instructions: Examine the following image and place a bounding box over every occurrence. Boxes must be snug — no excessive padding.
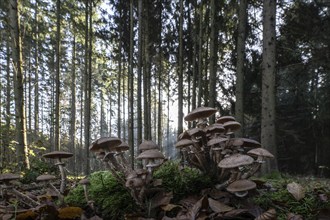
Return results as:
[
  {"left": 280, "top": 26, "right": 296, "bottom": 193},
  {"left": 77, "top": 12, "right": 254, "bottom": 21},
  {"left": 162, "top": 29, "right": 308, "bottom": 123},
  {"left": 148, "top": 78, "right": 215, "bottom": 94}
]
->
[
  {"left": 204, "top": 123, "right": 225, "bottom": 138},
  {"left": 241, "top": 148, "right": 274, "bottom": 179},
  {"left": 207, "top": 137, "right": 228, "bottom": 163},
  {"left": 184, "top": 106, "right": 217, "bottom": 128},
  {"left": 217, "top": 154, "right": 254, "bottom": 188},
  {"left": 79, "top": 178, "right": 90, "bottom": 203},
  {"left": 226, "top": 179, "right": 256, "bottom": 197},
  {"left": 139, "top": 140, "right": 159, "bottom": 152},
  {"left": 42, "top": 151, "right": 73, "bottom": 194},
  {"left": 36, "top": 174, "right": 59, "bottom": 195},
  {"left": 175, "top": 139, "right": 194, "bottom": 166},
  {"left": 223, "top": 121, "right": 241, "bottom": 135},
  {"left": 89, "top": 137, "right": 122, "bottom": 153},
  {"left": 216, "top": 116, "right": 236, "bottom": 124},
  {"left": 136, "top": 149, "right": 165, "bottom": 173},
  {"left": 115, "top": 141, "right": 132, "bottom": 172}
]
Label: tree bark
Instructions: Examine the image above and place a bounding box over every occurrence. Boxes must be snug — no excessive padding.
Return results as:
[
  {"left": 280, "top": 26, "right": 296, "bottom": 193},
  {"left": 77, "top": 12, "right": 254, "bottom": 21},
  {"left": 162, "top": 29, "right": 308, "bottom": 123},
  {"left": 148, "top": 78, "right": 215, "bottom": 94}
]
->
[
  {"left": 178, "top": 0, "right": 184, "bottom": 136},
  {"left": 34, "top": 0, "right": 39, "bottom": 136},
  {"left": 261, "top": 0, "right": 278, "bottom": 172},
  {"left": 8, "top": 0, "right": 30, "bottom": 169},
  {"left": 54, "top": 0, "right": 61, "bottom": 151},
  {"left": 128, "top": 0, "right": 134, "bottom": 169},
  {"left": 137, "top": 0, "right": 143, "bottom": 149},
  {"left": 208, "top": 0, "right": 218, "bottom": 123},
  {"left": 70, "top": 28, "right": 76, "bottom": 173},
  {"left": 235, "top": 0, "right": 247, "bottom": 137}
]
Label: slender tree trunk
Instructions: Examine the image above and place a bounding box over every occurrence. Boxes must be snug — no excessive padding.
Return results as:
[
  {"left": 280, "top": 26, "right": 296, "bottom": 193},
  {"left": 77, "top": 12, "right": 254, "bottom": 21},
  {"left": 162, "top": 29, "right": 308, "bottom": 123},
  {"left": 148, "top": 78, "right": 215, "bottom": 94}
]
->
[
  {"left": 261, "top": 0, "right": 278, "bottom": 172},
  {"left": 84, "top": 0, "right": 92, "bottom": 175},
  {"left": 235, "top": 0, "right": 247, "bottom": 137},
  {"left": 178, "top": 0, "right": 184, "bottom": 136},
  {"left": 208, "top": 0, "right": 218, "bottom": 123},
  {"left": 117, "top": 9, "right": 122, "bottom": 138},
  {"left": 34, "top": 0, "right": 39, "bottom": 136},
  {"left": 143, "top": 6, "right": 151, "bottom": 141},
  {"left": 197, "top": 1, "right": 203, "bottom": 107},
  {"left": 54, "top": 0, "right": 61, "bottom": 151},
  {"left": 8, "top": 0, "right": 30, "bottom": 170},
  {"left": 129, "top": 0, "right": 135, "bottom": 168},
  {"left": 4, "top": 41, "right": 11, "bottom": 167},
  {"left": 137, "top": 0, "right": 143, "bottom": 148},
  {"left": 70, "top": 29, "right": 76, "bottom": 173}
]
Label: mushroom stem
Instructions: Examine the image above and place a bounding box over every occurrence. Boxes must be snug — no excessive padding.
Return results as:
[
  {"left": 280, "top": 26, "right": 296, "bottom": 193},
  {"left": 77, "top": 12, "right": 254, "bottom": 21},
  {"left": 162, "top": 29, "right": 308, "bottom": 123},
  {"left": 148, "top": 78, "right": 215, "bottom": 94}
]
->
[{"left": 57, "top": 164, "right": 67, "bottom": 194}]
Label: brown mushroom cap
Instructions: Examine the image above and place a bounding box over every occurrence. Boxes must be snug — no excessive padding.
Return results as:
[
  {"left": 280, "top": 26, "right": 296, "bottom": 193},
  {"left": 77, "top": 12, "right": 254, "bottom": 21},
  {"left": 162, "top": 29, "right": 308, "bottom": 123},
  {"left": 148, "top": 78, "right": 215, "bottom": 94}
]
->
[
  {"left": 178, "top": 131, "right": 191, "bottom": 140},
  {"left": 223, "top": 121, "right": 241, "bottom": 133},
  {"left": 247, "top": 148, "right": 274, "bottom": 159},
  {"left": 136, "top": 149, "right": 165, "bottom": 160},
  {"left": 187, "top": 127, "right": 205, "bottom": 137},
  {"left": 207, "top": 137, "right": 228, "bottom": 147},
  {"left": 36, "top": 174, "right": 56, "bottom": 182},
  {"left": 116, "top": 141, "right": 130, "bottom": 152},
  {"left": 89, "top": 137, "right": 122, "bottom": 152},
  {"left": 42, "top": 151, "right": 73, "bottom": 159},
  {"left": 0, "top": 173, "right": 21, "bottom": 182},
  {"left": 175, "top": 139, "right": 194, "bottom": 149},
  {"left": 239, "top": 138, "right": 261, "bottom": 148},
  {"left": 218, "top": 154, "right": 254, "bottom": 168},
  {"left": 226, "top": 179, "right": 256, "bottom": 193},
  {"left": 216, "top": 116, "right": 236, "bottom": 124},
  {"left": 205, "top": 123, "right": 225, "bottom": 134},
  {"left": 139, "top": 140, "right": 159, "bottom": 151},
  {"left": 184, "top": 107, "right": 217, "bottom": 121}
]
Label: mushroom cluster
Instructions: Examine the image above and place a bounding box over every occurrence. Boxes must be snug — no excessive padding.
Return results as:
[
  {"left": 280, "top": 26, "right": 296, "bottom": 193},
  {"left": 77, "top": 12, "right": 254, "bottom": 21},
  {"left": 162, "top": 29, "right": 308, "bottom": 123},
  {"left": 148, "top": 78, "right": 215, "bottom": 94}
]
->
[
  {"left": 176, "top": 106, "right": 274, "bottom": 197},
  {"left": 89, "top": 137, "right": 166, "bottom": 208}
]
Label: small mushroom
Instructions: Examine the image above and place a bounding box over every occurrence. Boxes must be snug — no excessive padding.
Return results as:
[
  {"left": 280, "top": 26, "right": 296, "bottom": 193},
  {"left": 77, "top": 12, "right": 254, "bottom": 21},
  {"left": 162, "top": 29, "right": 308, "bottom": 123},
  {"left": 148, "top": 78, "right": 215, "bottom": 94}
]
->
[
  {"left": 216, "top": 116, "right": 236, "bottom": 124},
  {"left": 223, "top": 121, "right": 241, "bottom": 135},
  {"left": 42, "top": 151, "right": 73, "bottom": 194},
  {"left": 136, "top": 149, "right": 165, "bottom": 173},
  {"left": 226, "top": 179, "right": 256, "bottom": 197},
  {"left": 241, "top": 148, "right": 274, "bottom": 179},
  {"left": 79, "top": 178, "right": 90, "bottom": 202},
  {"left": 139, "top": 140, "right": 159, "bottom": 152}
]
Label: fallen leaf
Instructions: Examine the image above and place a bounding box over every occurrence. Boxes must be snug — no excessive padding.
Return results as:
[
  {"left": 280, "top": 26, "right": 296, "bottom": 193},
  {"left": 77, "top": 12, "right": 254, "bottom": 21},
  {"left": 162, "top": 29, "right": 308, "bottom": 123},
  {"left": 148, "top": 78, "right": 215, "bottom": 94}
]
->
[
  {"left": 161, "top": 204, "right": 181, "bottom": 212},
  {"left": 150, "top": 191, "right": 173, "bottom": 209},
  {"left": 190, "top": 196, "right": 208, "bottom": 219},
  {"left": 207, "top": 198, "right": 234, "bottom": 213},
  {"left": 287, "top": 182, "right": 305, "bottom": 201},
  {"left": 287, "top": 212, "right": 303, "bottom": 220}
]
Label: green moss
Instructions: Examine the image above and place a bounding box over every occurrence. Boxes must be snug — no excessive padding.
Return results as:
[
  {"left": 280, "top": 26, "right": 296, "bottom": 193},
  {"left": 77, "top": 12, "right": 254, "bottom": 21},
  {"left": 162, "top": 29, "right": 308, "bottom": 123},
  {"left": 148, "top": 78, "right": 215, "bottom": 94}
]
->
[
  {"left": 65, "top": 171, "right": 136, "bottom": 219},
  {"left": 153, "top": 161, "right": 213, "bottom": 202},
  {"left": 253, "top": 175, "right": 330, "bottom": 220}
]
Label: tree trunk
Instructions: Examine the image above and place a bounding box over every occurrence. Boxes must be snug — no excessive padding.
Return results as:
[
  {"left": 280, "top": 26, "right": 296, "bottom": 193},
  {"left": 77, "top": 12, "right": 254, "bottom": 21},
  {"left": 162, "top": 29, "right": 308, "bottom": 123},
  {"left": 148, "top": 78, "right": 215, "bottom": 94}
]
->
[
  {"left": 128, "top": 0, "right": 134, "bottom": 169},
  {"left": 197, "top": 1, "right": 203, "bottom": 107},
  {"left": 70, "top": 28, "right": 76, "bottom": 173},
  {"left": 84, "top": 0, "right": 92, "bottom": 175},
  {"left": 208, "top": 0, "right": 218, "bottom": 123},
  {"left": 235, "top": 0, "right": 247, "bottom": 137},
  {"left": 117, "top": 9, "right": 122, "bottom": 138},
  {"left": 34, "top": 0, "right": 39, "bottom": 136},
  {"left": 137, "top": 0, "right": 143, "bottom": 149},
  {"left": 261, "top": 0, "right": 278, "bottom": 172},
  {"left": 54, "top": 0, "right": 61, "bottom": 151},
  {"left": 178, "top": 0, "right": 184, "bottom": 136},
  {"left": 8, "top": 0, "right": 30, "bottom": 170}
]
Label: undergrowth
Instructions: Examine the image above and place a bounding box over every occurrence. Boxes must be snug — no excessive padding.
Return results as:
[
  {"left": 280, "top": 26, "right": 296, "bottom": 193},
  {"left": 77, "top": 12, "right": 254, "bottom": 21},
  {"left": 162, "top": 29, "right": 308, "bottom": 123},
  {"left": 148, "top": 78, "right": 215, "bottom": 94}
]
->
[{"left": 253, "top": 172, "right": 330, "bottom": 219}]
